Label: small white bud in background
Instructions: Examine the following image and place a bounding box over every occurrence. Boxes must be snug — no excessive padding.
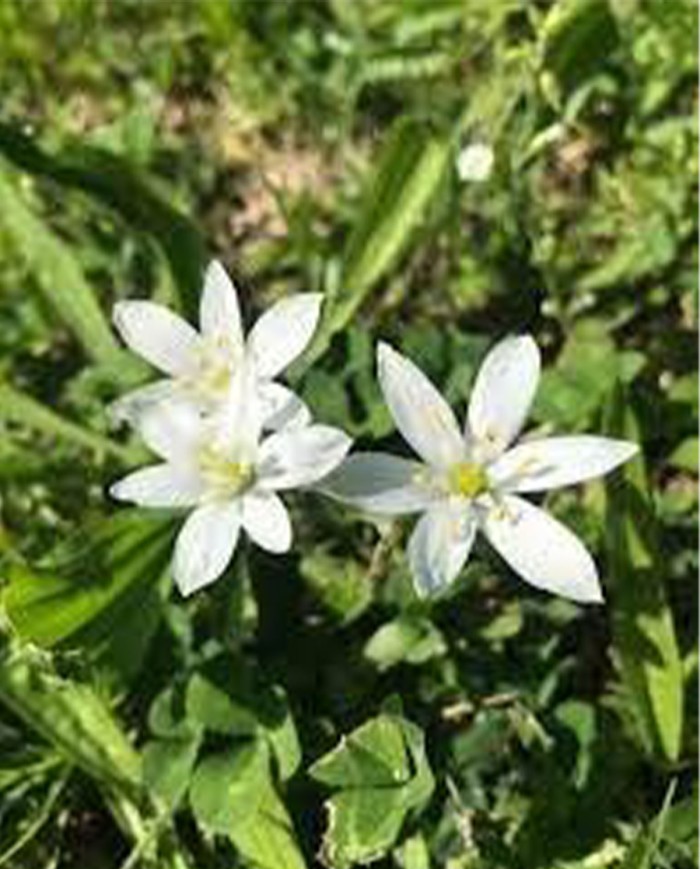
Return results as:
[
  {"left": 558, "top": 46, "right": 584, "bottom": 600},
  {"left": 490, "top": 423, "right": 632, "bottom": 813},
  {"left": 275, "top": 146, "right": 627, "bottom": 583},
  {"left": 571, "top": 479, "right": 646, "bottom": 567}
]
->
[{"left": 456, "top": 142, "right": 495, "bottom": 183}]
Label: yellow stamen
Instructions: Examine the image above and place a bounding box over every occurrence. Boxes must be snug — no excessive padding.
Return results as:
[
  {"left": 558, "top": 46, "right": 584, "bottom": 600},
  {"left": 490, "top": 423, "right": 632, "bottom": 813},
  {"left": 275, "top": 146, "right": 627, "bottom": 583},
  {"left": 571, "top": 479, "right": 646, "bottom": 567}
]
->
[
  {"left": 447, "top": 462, "right": 489, "bottom": 498},
  {"left": 198, "top": 445, "right": 254, "bottom": 498}
]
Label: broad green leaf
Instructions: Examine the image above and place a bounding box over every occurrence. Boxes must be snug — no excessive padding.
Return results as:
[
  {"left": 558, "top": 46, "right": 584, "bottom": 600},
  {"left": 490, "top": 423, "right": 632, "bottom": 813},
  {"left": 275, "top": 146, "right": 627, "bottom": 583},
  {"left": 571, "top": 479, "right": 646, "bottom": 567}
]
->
[
  {"left": 0, "top": 122, "right": 207, "bottom": 316},
  {"left": 309, "top": 714, "right": 434, "bottom": 868},
  {"left": 668, "top": 436, "right": 698, "bottom": 472},
  {"left": 3, "top": 510, "right": 174, "bottom": 657},
  {"left": 143, "top": 733, "right": 201, "bottom": 812},
  {"left": 0, "top": 382, "right": 134, "bottom": 463},
  {"left": 186, "top": 653, "right": 300, "bottom": 781},
  {"left": 604, "top": 386, "right": 684, "bottom": 763},
  {"left": 298, "top": 118, "right": 450, "bottom": 370},
  {"left": 0, "top": 643, "right": 141, "bottom": 795},
  {"left": 539, "top": 0, "right": 620, "bottom": 107},
  {"left": 363, "top": 615, "right": 446, "bottom": 672},
  {"left": 0, "top": 162, "right": 120, "bottom": 364},
  {"left": 190, "top": 739, "right": 306, "bottom": 869}
]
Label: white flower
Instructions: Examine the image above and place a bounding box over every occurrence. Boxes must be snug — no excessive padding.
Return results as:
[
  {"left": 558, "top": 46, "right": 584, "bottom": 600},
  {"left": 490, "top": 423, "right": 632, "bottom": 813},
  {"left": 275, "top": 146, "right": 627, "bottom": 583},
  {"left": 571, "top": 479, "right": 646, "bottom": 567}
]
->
[
  {"left": 111, "top": 260, "right": 321, "bottom": 430},
  {"left": 110, "top": 365, "right": 351, "bottom": 596},
  {"left": 321, "top": 336, "right": 637, "bottom": 603},
  {"left": 456, "top": 142, "right": 495, "bottom": 183}
]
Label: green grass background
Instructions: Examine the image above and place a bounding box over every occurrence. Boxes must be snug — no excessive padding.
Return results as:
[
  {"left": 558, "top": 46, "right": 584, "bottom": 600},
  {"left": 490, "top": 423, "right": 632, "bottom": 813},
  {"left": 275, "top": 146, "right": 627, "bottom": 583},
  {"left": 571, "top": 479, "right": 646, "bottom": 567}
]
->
[{"left": 0, "top": 1, "right": 696, "bottom": 868}]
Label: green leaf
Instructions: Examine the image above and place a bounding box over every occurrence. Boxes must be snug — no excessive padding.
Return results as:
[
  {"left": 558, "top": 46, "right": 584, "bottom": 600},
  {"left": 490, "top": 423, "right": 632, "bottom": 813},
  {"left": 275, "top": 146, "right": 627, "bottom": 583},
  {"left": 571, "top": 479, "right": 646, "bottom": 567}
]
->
[
  {"left": 0, "top": 382, "right": 134, "bottom": 463},
  {"left": 309, "top": 713, "right": 434, "bottom": 868},
  {"left": 143, "top": 733, "right": 201, "bottom": 812},
  {"left": 298, "top": 118, "right": 450, "bottom": 370},
  {"left": 604, "top": 386, "right": 684, "bottom": 763},
  {"left": 0, "top": 162, "right": 120, "bottom": 364},
  {"left": 190, "top": 739, "right": 306, "bottom": 869},
  {"left": 539, "top": 0, "right": 620, "bottom": 107},
  {"left": 620, "top": 779, "right": 677, "bottom": 869},
  {"left": 4, "top": 510, "right": 174, "bottom": 654},
  {"left": 300, "top": 548, "right": 373, "bottom": 625},
  {"left": 363, "top": 615, "right": 446, "bottom": 672},
  {"left": 0, "top": 122, "right": 207, "bottom": 316},
  {"left": 186, "top": 653, "right": 300, "bottom": 781},
  {"left": 0, "top": 643, "right": 141, "bottom": 795},
  {"left": 668, "top": 436, "right": 698, "bottom": 472}
]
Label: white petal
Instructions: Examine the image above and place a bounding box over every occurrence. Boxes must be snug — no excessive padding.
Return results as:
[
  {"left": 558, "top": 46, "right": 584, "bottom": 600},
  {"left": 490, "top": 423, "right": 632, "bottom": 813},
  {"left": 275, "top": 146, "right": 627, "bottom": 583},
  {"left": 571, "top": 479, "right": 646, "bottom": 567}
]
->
[
  {"left": 136, "top": 399, "right": 203, "bottom": 462},
  {"left": 199, "top": 260, "right": 244, "bottom": 349},
  {"left": 173, "top": 501, "right": 240, "bottom": 596},
  {"left": 113, "top": 301, "right": 200, "bottom": 377},
  {"left": 482, "top": 495, "right": 602, "bottom": 603},
  {"left": 257, "top": 425, "right": 352, "bottom": 490},
  {"left": 489, "top": 436, "right": 639, "bottom": 493},
  {"left": 242, "top": 490, "right": 292, "bottom": 553},
  {"left": 108, "top": 380, "right": 179, "bottom": 427},
  {"left": 467, "top": 335, "right": 541, "bottom": 461},
  {"left": 408, "top": 500, "right": 476, "bottom": 597},
  {"left": 377, "top": 342, "right": 463, "bottom": 469},
  {"left": 247, "top": 294, "right": 323, "bottom": 379},
  {"left": 207, "top": 362, "right": 263, "bottom": 463},
  {"left": 319, "top": 452, "right": 436, "bottom": 515},
  {"left": 258, "top": 381, "right": 312, "bottom": 431},
  {"left": 109, "top": 464, "right": 204, "bottom": 508}
]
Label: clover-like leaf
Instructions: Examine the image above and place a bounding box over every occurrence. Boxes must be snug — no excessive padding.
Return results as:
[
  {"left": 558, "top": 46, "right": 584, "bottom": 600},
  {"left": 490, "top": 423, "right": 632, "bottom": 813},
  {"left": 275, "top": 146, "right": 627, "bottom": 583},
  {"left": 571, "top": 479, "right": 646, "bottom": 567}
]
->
[
  {"left": 309, "top": 713, "right": 434, "bottom": 868},
  {"left": 190, "top": 738, "right": 307, "bottom": 869}
]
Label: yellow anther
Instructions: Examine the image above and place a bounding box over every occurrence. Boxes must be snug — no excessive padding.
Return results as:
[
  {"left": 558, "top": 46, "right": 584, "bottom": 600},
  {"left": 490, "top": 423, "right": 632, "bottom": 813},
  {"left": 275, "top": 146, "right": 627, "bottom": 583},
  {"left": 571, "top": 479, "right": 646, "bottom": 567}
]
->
[
  {"left": 447, "top": 462, "right": 489, "bottom": 498},
  {"left": 198, "top": 446, "right": 254, "bottom": 497}
]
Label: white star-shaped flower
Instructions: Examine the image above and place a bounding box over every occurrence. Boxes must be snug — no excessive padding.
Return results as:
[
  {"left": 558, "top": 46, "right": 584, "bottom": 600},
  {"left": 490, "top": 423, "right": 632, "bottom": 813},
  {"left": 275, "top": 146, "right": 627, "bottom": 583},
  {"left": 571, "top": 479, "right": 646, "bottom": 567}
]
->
[
  {"left": 321, "top": 336, "right": 637, "bottom": 602},
  {"left": 111, "top": 260, "right": 321, "bottom": 430},
  {"left": 111, "top": 365, "right": 351, "bottom": 596}
]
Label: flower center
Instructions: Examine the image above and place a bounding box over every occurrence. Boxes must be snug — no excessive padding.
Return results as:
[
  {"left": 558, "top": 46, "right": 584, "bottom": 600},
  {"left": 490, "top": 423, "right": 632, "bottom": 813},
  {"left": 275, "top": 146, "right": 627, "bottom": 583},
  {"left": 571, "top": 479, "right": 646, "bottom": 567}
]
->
[
  {"left": 198, "top": 445, "right": 254, "bottom": 498},
  {"left": 447, "top": 461, "right": 489, "bottom": 498},
  {"left": 183, "top": 339, "right": 238, "bottom": 403}
]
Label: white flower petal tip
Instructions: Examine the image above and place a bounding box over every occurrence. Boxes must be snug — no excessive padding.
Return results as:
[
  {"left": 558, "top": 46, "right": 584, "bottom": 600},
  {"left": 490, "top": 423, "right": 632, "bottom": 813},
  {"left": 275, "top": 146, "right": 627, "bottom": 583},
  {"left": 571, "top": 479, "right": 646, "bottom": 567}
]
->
[
  {"left": 242, "top": 491, "right": 293, "bottom": 553},
  {"left": 200, "top": 259, "right": 243, "bottom": 342},
  {"left": 109, "top": 465, "right": 203, "bottom": 508},
  {"left": 247, "top": 293, "right": 324, "bottom": 379},
  {"left": 467, "top": 334, "right": 541, "bottom": 459},
  {"left": 111, "top": 300, "right": 199, "bottom": 377},
  {"left": 173, "top": 502, "right": 241, "bottom": 597},
  {"left": 490, "top": 436, "right": 640, "bottom": 493},
  {"left": 258, "top": 425, "right": 353, "bottom": 490},
  {"left": 376, "top": 341, "right": 463, "bottom": 469},
  {"left": 483, "top": 496, "right": 604, "bottom": 605}
]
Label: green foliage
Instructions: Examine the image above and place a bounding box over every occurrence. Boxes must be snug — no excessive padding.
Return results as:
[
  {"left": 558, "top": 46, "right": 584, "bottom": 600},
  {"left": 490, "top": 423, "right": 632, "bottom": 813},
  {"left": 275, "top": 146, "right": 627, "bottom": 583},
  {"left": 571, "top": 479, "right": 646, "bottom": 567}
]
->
[
  {"left": 604, "top": 388, "right": 684, "bottom": 764},
  {"left": 0, "top": 0, "right": 695, "bottom": 867},
  {"left": 310, "top": 711, "right": 434, "bottom": 868}
]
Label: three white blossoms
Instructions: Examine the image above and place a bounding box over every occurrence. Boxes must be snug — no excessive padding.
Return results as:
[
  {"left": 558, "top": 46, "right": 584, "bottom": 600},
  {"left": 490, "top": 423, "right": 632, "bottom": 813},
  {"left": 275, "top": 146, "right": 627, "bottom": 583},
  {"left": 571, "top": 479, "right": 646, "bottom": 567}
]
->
[{"left": 111, "top": 261, "right": 637, "bottom": 602}]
